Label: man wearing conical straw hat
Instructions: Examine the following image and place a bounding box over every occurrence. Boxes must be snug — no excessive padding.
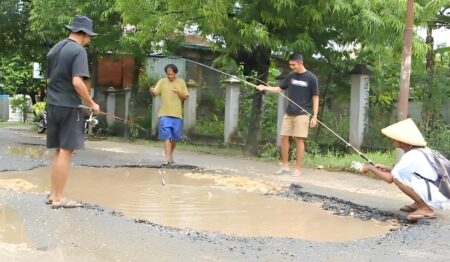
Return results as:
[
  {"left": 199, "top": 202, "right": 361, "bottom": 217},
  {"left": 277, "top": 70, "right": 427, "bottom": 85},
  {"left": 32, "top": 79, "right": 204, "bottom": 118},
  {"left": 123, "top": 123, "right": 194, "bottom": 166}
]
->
[{"left": 360, "top": 118, "right": 450, "bottom": 222}]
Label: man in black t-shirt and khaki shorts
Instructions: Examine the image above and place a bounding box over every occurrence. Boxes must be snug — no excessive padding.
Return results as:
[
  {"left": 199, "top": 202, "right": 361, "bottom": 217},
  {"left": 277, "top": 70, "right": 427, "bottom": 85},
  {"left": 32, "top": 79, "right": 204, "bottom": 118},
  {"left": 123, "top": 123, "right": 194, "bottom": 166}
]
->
[
  {"left": 45, "top": 15, "right": 100, "bottom": 208},
  {"left": 257, "top": 53, "right": 319, "bottom": 176}
]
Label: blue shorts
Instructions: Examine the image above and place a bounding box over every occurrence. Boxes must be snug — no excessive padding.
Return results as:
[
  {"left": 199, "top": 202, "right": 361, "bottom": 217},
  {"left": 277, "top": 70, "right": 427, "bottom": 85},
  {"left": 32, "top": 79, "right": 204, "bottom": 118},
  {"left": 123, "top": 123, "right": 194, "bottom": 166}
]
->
[{"left": 158, "top": 116, "right": 183, "bottom": 142}]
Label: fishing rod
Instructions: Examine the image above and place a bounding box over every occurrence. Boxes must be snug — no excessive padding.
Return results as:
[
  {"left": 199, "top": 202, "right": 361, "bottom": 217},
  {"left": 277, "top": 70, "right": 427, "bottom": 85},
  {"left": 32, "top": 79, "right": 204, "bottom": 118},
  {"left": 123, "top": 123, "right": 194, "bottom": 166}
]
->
[
  {"left": 168, "top": 56, "right": 374, "bottom": 164},
  {"left": 78, "top": 105, "right": 149, "bottom": 135},
  {"left": 79, "top": 104, "right": 168, "bottom": 186}
]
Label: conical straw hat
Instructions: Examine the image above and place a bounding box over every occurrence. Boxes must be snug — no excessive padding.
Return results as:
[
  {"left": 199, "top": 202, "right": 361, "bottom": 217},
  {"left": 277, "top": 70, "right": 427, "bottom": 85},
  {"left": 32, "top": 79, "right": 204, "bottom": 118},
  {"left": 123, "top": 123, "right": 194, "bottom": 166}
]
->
[{"left": 381, "top": 118, "right": 427, "bottom": 147}]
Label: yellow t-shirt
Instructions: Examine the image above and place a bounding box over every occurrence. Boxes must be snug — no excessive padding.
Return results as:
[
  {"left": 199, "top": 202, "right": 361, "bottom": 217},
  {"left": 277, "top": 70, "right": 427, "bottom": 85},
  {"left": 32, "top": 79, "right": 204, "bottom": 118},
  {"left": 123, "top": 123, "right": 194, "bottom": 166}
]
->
[{"left": 153, "top": 77, "right": 189, "bottom": 119}]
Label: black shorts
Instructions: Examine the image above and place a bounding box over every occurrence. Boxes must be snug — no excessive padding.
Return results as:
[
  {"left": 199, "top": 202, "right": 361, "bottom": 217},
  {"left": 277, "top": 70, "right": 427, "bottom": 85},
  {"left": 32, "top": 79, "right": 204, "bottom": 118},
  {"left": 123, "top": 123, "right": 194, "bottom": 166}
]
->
[{"left": 46, "top": 104, "right": 85, "bottom": 150}]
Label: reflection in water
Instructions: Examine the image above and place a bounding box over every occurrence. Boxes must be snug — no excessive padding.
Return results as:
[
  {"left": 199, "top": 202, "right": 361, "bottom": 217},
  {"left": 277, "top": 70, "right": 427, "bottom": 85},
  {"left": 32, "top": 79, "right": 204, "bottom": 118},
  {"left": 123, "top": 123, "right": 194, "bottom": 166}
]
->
[
  {"left": 0, "top": 179, "right": 36, "bottom": 191},
  {"left": 0, "top": 167, "right": 394, "bottom": 242},
  {"left": 0, "top": 205, "right": 31, "bottom": 245},
  {"left": 7, "top": 146, "right": 52, "bottom": 160}
]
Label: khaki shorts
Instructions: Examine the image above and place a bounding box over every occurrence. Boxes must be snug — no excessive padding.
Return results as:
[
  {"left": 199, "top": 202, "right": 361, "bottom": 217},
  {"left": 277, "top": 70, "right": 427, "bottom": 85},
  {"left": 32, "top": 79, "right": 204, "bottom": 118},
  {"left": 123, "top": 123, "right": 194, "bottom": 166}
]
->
[{"left": 280, "top": 114, "right": 310, "bottom": 138}]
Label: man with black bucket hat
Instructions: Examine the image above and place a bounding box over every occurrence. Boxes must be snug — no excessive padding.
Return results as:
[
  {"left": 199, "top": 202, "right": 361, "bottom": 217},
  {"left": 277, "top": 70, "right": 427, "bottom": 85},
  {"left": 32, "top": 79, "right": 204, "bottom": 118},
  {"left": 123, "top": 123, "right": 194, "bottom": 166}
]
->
[{"left": 45, "top": 15, "right": 100, "bottom": 209}]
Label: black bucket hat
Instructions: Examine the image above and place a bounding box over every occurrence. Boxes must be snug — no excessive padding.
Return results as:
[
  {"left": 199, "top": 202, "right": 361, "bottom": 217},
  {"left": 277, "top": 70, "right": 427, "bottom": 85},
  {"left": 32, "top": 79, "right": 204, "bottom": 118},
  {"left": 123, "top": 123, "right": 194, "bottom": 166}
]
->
[{"left": 64, "top": 15, "right": 98, "bottom": 37}]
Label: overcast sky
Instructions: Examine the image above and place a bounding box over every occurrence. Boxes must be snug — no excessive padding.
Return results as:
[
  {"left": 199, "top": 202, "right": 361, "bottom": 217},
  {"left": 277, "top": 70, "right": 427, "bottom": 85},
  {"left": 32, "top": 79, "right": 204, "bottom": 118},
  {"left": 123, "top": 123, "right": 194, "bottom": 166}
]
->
[{"left": 417, "top": 27, "right": 449, "bottom": 48}]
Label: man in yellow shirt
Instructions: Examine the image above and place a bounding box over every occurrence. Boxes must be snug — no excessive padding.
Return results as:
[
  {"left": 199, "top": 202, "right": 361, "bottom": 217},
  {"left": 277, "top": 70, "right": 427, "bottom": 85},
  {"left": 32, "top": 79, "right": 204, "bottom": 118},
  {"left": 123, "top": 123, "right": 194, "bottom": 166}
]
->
[{"left": 150, "top": 64, "right": 189, "bottom": 165}]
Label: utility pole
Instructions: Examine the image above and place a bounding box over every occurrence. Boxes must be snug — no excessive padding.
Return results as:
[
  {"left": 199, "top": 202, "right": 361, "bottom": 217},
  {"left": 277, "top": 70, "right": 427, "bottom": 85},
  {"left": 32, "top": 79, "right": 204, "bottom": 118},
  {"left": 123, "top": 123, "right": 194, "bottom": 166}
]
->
[{"left": 398, "top": 0, "right": 414, "bottom": 121}]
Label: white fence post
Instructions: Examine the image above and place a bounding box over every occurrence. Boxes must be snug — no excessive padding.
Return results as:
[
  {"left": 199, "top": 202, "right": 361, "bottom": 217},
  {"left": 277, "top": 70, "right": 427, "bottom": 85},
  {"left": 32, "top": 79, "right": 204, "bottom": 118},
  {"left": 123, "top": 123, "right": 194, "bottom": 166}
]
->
[
  {"left": 223, "top": 77, "right": 241, "bottom": 144},
  {"left": 183, "top": 79, "right": 199, "bottom": 136},
  {"left": 276, "top": 75, "right": 287, "bottom": 147},
  {"left": 349, "top": 64, "right": 371, "bottom": 150}
]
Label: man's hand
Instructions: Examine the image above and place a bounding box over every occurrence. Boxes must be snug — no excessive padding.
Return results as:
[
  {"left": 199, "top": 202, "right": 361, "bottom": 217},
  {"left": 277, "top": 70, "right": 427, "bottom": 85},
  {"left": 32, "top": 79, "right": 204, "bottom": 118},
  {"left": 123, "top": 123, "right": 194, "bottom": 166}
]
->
[
  {"left": 90, "top": 102, "right": 100, "bottom": 113},
  {"left": 256, "top": 85, "right": 266, "bottom": 92},
  {"left": 149, "top": 87, "right": 156, "bottom": 96},
  {"left": 172, "top": 88, "right": 180, "bottom": 95},
  {"left": 172, "top": 88, "right": 189, "bottom": 100},
  {"left": 361, "top": 163, "right": 375, "bottom": 174},
  {"left": 375, "top": 164, "right": 392, "bottom": 172},
  {"left": 310, "top": 116, "right": 318, "bottom": 128}
]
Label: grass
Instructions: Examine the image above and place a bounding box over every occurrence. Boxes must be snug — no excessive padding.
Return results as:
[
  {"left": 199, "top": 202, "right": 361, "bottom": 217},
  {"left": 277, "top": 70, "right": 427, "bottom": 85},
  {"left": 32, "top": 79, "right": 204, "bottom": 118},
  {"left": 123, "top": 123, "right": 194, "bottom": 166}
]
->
[
  {"left": 304, "top": 150, "right": 397, "bottom": 173},
  {"left": 0, "top": 121, "right": 34, "bottom": 128}
]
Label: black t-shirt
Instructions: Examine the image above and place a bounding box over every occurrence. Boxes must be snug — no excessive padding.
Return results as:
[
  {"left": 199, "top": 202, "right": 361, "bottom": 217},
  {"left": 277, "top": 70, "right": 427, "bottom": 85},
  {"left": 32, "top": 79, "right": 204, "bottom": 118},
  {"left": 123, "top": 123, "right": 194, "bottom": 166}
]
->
[
  {"left": 46, "top": 39, "right": 90, "bottom": 108},
  {"left": 280, "top": 71, "right": 319, "bottom": 116}
]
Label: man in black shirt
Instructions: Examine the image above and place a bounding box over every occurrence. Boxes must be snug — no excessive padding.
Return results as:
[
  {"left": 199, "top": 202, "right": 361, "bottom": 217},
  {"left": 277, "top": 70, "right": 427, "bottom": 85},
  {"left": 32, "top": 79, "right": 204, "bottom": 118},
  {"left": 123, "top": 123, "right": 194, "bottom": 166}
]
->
[
  {"left": 257, "top": 53, "right": 319, "bottom": 176},
  {"left": 46, "top": 15, "right": 100, "bottom": 208}
]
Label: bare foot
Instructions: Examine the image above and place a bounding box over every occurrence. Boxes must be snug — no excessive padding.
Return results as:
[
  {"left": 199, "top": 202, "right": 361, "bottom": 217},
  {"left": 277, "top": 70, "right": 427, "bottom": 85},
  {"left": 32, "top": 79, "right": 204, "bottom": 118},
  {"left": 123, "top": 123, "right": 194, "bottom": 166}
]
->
[
  {"left": 406, "top": 208, "right": 437, "bottom": 222},
  {"left": 399, "top": 203, "right": 418, "bottom": 212}
]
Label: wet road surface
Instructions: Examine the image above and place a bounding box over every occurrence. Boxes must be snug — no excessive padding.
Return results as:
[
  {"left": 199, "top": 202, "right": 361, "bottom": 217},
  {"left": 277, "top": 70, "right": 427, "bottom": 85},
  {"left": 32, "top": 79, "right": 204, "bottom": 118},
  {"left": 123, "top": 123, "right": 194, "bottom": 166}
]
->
[
  {"left": 0, "top": 166, "right": 393, "bottom": 241},
  {"left": 1, "top": 127, "right": 450, "bottom": 261}
]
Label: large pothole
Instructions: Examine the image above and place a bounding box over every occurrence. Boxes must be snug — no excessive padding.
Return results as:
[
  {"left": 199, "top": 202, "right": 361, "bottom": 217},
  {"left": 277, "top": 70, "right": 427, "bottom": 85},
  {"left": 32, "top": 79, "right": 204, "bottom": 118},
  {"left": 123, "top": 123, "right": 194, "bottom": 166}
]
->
[{"left": 0, "top": 166, "right": 396, "bottom": 242}]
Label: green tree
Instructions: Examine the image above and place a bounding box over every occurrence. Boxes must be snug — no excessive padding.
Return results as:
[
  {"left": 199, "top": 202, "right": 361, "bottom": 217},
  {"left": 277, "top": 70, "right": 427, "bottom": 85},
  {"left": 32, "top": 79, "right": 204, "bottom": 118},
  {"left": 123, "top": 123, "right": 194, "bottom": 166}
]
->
[
  {"left": 28, "top": 0, "right": 450, "bottom": 151},
  {"left": 114, "top": 0, "right": 448, "bottom": 154},
  {"left": 30, "top": 0, "right": 150, "bottom": 139},
  {"left": 0, "top": 0, "right": 47, "bottom": 100},
  {"left": 0, "top": 54, "right": 33, "bottom": 95},
  {"left": 0, "top": 0, "right": 31, "bottom": 57}
]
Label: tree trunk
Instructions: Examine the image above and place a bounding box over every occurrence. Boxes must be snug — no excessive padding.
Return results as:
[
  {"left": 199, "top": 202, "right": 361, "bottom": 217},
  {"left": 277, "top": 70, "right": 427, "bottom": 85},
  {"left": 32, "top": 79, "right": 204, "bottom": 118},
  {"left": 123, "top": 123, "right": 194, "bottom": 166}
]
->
[
  {"left": 425, "top": 23, "right": 435, "bottom": 75},
  {"left": 423, "top": 22, "right": 436, "bottom": 126},
  {"left": 126, "top": 57, "right": 143, "bottom": 140},
  {"left": 235, "top": 45, "right": 271, "bottom": 156}
]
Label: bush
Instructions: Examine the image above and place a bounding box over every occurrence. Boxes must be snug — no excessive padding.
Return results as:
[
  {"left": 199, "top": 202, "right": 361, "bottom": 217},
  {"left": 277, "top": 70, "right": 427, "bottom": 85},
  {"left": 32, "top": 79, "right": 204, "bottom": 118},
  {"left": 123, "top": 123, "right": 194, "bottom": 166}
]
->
[
  {"left": 32, "top": 101, "right": 46, "bottom": 116},
  {"left": 421, "top": 120, "right": 450, "bottom": 158},
  {"left": 10, "top": 94, "right": 32, "bottom": 122}
]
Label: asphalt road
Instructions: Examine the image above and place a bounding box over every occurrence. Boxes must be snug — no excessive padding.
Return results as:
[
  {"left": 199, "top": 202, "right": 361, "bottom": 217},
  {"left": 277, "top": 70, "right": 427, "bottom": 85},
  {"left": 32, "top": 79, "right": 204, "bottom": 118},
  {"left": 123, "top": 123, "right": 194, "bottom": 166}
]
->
[{"left": 1, "top": 127, "right": 449, "bottom": 262}]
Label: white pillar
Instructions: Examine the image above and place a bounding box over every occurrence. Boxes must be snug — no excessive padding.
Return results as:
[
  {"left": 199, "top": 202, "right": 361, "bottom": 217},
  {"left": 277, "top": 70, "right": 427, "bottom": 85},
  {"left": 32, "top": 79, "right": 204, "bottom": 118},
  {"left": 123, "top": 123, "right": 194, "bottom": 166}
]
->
[
  {"left": 124, "top": 89, "right": 131, "bottom": 122},
  {"left": 0, "top": 94, "right": 9, "bottom": 121},
  {"left": 105, "top": 87, "right": 116, "bottom": 127},
  {"left": 349, "top": 64, "right": 371, "bottom": 150},
  {"left": 276, "top": 76, "right": 287, "bottom": 147},
  {"left": 223, "top": 77, "right": 241, "bottom": 144},
  {"left": 183, "top": 79, "right": 199, "bottom": 135},
  {"left": 151, "top": 95, "right": 160, "bottom": 137}
]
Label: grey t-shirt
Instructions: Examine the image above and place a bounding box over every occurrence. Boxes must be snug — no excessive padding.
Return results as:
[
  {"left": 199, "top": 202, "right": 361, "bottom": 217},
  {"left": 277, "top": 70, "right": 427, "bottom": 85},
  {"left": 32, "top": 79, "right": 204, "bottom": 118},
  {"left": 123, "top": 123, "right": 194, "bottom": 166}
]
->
[
  {"left": 280, "top": 71, "right": 319, "bottom": 116},
  {"left": 46, "top": 39, "right": 90, "bottom": 108}
]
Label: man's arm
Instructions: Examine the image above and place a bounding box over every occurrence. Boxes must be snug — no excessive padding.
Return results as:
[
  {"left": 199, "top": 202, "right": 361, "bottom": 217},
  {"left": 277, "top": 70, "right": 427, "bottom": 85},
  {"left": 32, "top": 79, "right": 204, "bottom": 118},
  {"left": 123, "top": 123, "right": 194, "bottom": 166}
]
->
[
  {"left": 150, "top": 79, "right": 162, "bottom": 97},
  {"left": 150, "top": 87, "right": 157, "bottom": 97},
  {"left": 173, "top": 80, "right": 189, "bottom": 101},
  {"left": 72, "top": 76, "right": 99, "bottom": 113},
  {"left": 362, "top": 164, "right": 394, "bottom": 184},
  {"left": 312, "top": 95, "right": 319, "bottom": 118},
  {"left": 309, "top": 95, "right": 319, "bottom": 128},
  {"left": 174, "top": 89, "right": 189, "bottom": 101},
  {"left": 256, "top": 85, "right": 282, "bottom": 93}
]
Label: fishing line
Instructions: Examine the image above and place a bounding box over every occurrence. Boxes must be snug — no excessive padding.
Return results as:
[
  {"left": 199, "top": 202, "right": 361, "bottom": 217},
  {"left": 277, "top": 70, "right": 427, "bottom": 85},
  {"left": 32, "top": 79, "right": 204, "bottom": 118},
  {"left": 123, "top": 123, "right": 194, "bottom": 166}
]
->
[
  {"left": 78, "top": 105, "right": 149, "bottom": 135},
  {"left": 79, "top": 104, "right": 167, "bottom": 185},
  {"left": 166, "top": 56, "right": 374, "bottom": 164}
]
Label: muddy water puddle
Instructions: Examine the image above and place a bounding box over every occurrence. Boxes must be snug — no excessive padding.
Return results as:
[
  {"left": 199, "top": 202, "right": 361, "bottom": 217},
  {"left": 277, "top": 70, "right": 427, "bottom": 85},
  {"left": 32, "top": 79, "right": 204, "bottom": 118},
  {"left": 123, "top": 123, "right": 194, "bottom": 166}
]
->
[
  {"left": 0, "top": 205, "right": 32, "bottom": 245},
  {"left": 6, "top": 145, "right": 52, "bottom": 160},
  {"left": 0, "top": 167, "right": 394, "bottom": 242}
]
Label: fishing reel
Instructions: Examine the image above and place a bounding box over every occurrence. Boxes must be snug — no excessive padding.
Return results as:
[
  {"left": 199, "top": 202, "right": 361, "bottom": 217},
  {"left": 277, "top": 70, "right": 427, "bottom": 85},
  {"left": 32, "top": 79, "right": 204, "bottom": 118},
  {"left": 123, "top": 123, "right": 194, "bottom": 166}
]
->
[
  {"left": 351, "top": 161, "right": 364, "bottom": 172},
  {"left": 86, "top": 112, "right": 99, "bottom": 127},
  {"left": 79, "top": 104, "right": 98, "bottom": 132}
]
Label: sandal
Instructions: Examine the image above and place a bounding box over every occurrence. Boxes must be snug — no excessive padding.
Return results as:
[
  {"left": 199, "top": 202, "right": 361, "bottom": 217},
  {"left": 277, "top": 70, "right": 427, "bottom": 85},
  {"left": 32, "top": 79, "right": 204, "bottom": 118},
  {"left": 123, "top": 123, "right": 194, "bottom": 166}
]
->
[
  {"left": 406, "top": 210, "right": 437, "bottom": 222},
  {"left": 45, "top": 194, "right": 52, "bottom": 205},
  {"left": 51, "top": 198, "right": 83, "bottom": 209},
  {"left": 399, "top": 204, "right": 418, "bottom": 212},
  {"left": 160, "top": 161, "right": 173, "bottom": 168}
]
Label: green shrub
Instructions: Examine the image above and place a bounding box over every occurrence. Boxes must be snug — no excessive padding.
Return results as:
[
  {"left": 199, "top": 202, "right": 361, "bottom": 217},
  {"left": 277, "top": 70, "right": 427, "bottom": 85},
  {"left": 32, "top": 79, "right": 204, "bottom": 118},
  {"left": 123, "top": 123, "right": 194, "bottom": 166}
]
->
[
  {"left": 32, "top": 101, "right": 46, "bottom": 116},
  {"left": 421, "top": 120, "right": 450, "bottom": 158},
  {"left": 193, "top": 118, "right": 224, "bottom": 136},
  {"left": 10, "top": 95, "right": 31, "bottom": 122}
]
